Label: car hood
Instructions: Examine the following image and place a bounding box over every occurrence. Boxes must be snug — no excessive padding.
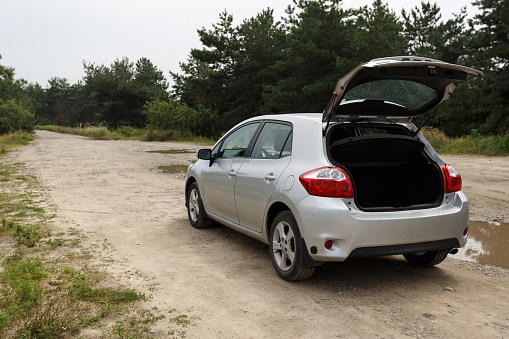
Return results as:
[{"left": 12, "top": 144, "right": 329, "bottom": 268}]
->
[{"left": 323, "top": 56, "right": 483, "bottom": 125}]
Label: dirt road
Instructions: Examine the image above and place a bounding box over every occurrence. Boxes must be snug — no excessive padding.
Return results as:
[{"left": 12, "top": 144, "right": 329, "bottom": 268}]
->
[{"left": 7, "top": 130, "right": 509, "bottom": 338}]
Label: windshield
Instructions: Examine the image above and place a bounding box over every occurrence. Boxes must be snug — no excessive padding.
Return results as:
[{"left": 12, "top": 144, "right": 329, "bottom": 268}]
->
[{"left": 342, "top": 79, "right": 438, "bottom": 110}]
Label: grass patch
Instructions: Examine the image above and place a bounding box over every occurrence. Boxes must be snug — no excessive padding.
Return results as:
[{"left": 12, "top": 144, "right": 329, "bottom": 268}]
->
[
  {"left": 0, "top": 131, "right": 35, "bottom": 155},
  {"left": 107, "top": 309, "right": 166, "bottom": 338},
  {"left": 169, "top": 314, "right": 190, "bottom": 327},
  {"left": 38, "top": 125, "right": 216, "bottom": 145},
  {"left": 0, "top": 219, "right": 47, "bottom": 247},
  {"left": 0, "top": 155, "right": 189, "bottom": 337},
  {"left": 0, "top": 254, "right": 84, "bottom": 338},
  {"left": 422, "top": 128, "right": 509, "bottom": 156},
  {"left": 0, "top": 255, "right": 150, "bottom": 338},
  {"left": 37, "top": 125, "right": 122, "bottom": 140}
]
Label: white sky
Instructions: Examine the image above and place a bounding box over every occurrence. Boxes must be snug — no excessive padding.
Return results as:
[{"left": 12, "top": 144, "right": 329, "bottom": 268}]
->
[{"left": 0, "top": 0, "right": 478, "bottom": 86}]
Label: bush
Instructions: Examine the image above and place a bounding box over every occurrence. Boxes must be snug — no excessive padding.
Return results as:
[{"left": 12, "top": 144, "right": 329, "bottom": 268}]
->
[
  {"left": 422, "top": 127, "right": 509, "bottom": 156},
  {"left": 143, "top": 99, "right": 191, "bottom": 131},
  {"left": 143, "top": 99, "right": 219, "bottom": 138},
  {"left": 502, "top": 133, "right": 509, "bottom": 153},
  {"left": 115, "top": 125, "right": 138, "bottom": 137},
  {"left": 144, "top": 127, "right": 176, "bottom": 141},
  {"left": 0, "top": 99, "right": 34, "bottom": 134}
]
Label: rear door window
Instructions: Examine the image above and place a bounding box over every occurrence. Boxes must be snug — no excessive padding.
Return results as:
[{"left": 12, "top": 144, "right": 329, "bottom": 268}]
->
[{"left": 251, "top": 123, "right": 292, "bottom": 158}]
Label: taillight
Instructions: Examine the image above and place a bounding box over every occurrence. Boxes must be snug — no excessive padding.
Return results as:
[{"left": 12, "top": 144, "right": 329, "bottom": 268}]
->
[
  {"left": 441, "top": 164, "right": 462, "bottom": 193},
  {"left": 299, "top": 167, "right": 353, "bottom": 198}
]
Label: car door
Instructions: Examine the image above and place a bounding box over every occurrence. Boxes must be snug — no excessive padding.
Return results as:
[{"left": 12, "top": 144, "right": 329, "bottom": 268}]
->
[
  {"left": 202, "top": 122, "right": 261, "bottom": 224},
  {"left": 234, "top": 122, "right": 293, "bottom": 232}
]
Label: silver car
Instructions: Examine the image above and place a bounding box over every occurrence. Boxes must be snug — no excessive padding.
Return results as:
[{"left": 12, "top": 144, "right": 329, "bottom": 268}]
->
[{"left": 185, "top": 56, "right": 483, "bottom": 281}]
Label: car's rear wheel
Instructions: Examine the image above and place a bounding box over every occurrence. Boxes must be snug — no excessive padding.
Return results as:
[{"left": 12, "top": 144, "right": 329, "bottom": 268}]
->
[
  {"left": 403, "top": 249, "right": 449, "bottom": 266},
  {"left": 187, "top": 182, "right": 212, "bottom": 228},
  {"left": 269, "top": 211, "right": 315, "bottom": 281}
]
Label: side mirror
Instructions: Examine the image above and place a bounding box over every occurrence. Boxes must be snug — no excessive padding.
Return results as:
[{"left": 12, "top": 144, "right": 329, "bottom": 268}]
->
[{"left": 197, "top": 149, "right": 212, "bottom": 160}]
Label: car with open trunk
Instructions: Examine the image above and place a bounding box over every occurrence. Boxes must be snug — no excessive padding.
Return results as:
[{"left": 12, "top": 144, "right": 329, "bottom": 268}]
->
[{"left": 185, "top": 56, "right": 483, "bottom": 280}]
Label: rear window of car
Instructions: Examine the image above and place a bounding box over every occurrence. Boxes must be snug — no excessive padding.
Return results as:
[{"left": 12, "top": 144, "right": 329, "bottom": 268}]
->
[{"left": 342, "top": 79, "right": 437, "bottom": 110}]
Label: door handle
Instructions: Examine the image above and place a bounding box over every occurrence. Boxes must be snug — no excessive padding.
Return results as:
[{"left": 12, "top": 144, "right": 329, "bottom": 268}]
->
[
  {"left": 227, "top": 170, "right": 236, "bottom": 177},
  {"left": 264, "top": 173, "right": 276, "bottom": 182}
]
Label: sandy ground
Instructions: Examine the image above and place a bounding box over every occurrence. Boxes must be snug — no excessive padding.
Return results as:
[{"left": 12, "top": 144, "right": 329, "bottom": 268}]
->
[
  {"left": 441, "top": 154, "right": 509, "bottom": 224},
  {"left": 7, "top": 130, "right": 509, "bottom": 338}
]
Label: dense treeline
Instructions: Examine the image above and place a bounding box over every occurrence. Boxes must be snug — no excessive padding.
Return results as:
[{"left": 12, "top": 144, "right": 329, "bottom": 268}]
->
[
  {"left": 0, "top": 56, "right": 34, "bottom": 134},
  {"left": 0, "top": 0, "right": 507, "bottom": 139},
  {"left": 24, "top": 57, "right": 169, "bottom": 128}
]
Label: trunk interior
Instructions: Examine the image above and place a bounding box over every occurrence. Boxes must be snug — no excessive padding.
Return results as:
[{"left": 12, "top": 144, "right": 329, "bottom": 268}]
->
[{"left": 328, "top": 125, "right": 443, "bottom": 211}]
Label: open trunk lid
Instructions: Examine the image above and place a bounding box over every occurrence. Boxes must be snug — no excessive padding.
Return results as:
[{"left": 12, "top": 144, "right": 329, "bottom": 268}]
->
[{"left": 323, "top": 56, "right": 484, "bottom": 129}]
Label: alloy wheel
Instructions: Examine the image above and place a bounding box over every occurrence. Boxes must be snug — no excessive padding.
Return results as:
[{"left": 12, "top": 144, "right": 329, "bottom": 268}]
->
[
  {"left": 272, "top": 221, "right": 295, "bottom": 271},
  {"left": 188, "top": 189, "right": 199, "bottom": 223}
]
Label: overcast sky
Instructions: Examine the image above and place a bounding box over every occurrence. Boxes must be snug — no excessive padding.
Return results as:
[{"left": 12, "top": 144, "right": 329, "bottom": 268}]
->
[{"left": 1, "top": 0, "right": 478, "bottom": 86}]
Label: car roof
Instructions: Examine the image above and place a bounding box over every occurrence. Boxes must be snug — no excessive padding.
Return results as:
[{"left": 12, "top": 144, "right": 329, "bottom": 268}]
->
[{"left": 246, "top": 113, "right": 322, "bottom": 124}]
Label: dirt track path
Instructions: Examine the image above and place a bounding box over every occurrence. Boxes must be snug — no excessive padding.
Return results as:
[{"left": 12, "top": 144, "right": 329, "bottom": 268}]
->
[
  {"left": 441, "top": 154, "right": 509, "bottom": 224},
  {"left": 7, "top": 130, "right": 509, "bottom": 338}
]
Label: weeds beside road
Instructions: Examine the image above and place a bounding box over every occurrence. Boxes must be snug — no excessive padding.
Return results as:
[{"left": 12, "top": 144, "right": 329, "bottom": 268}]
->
[
  {"left": 38, "top": 125, "right": 215, "bottom": 145},
  {"left": 422, "top": 127, "right": 509, "bottom": 156},
  {"left": 0, "top": 137, "right": 188, "bottom": 337}
]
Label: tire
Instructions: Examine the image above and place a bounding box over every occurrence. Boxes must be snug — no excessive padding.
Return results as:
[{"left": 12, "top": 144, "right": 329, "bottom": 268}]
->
[
  {"left": 269, "top": 211, "right": 315, "bottom": 281},
  {"left": 187, "top": 182, "right": 212, "bottom": 228},
  {"left": 403, "top": 249, "right": 449, "bottom": 266}
]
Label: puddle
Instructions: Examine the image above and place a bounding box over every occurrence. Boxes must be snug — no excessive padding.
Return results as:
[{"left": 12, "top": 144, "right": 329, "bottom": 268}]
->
[
  {"left": 455, "top": 221, "right": 509, "bottom": 269},
  {"left": 146, "top": 149, "right": 195, "bottom": 154},
  {"left": 157, "top": 165, "right": 189, "bottom": 174}
]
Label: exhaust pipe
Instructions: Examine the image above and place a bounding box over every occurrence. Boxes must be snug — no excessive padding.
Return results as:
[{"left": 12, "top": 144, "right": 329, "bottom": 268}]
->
[{"left": 450, "top": 248, "right": 458, "bottom": 255}]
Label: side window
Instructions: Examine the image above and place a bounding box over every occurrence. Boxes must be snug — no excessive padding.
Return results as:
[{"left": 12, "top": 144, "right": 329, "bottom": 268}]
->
[
  {"left": 217, "top": 123, "right": 260, "bottom": 158},
  {"left": 251, "top": 123, "right": 292, "bottom": 159},
  {"left": 281, "top": 131, "right": 292, "bottom": 157}
]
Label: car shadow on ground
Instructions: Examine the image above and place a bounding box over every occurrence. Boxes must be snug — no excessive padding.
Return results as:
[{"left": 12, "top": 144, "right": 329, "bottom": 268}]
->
[{"left": 182, "top": 219, "right": 459, "bottom": 294}]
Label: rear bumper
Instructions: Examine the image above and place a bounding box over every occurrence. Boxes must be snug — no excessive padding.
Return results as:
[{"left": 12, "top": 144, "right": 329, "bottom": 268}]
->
[
  {"left": 348, "top": 238, "right": 459, "bottom": 258},
  {"left": 292, "top": 191, "right": 469, "bottom": 262}
]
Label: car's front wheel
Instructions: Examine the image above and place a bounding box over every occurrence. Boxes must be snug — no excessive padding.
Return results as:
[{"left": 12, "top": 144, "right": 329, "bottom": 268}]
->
[
  {"left": 187, "top": 182, "right": 212, "bottom": 228},
  {"left": 403, "top": 249, "right": 449, "bottom": 266},
  {"left": 269, "top": 211, "right": 315, "bottom": 281}
]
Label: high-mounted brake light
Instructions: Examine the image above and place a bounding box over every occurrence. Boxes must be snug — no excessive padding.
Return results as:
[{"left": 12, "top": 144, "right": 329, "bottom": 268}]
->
[
  {"left": 440, "top": 164, "right": 462, "bottom": 193},
  {"left": 299, "top": 167, "right": 353, "bottom": 198}
]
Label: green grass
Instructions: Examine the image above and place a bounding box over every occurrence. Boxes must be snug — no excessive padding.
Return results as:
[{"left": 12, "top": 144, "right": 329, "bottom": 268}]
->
[
  {"left": 0, "top": 253, "right": 149, "bottom": 338},
  {"left": 38, "top": 125, "right": 216, "bottom": 145},
  {"left": 37, "top": 125, "right": 122, "bottom": 140},
  {"left": 0, "top": 153, "right": 190, "bottom": 337},
  {"left": 1, "top": 219, "right": 47, "bottom": 247},
  {"left": 422, "top": 128, "right": 509, "bottom": 156},
  {"left": 0, "top": 131, "right": 35, "bottom": 155}
]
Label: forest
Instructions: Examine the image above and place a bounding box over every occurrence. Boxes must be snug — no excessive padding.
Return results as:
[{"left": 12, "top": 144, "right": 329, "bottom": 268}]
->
[{"left": 0, "top": 0, "right": 508, "bottom": 140}]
